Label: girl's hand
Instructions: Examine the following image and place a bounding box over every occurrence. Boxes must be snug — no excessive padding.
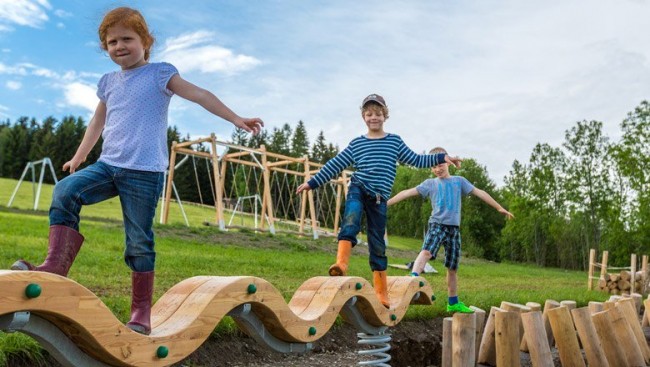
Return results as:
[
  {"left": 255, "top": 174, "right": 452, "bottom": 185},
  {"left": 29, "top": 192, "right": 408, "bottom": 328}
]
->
[
  {"left": 234, "top": 117, "right": 264, "bottom": 135},
  {"left": 296, "top": 182, "right": 311, "bottom": 194},
  {"left": 62, "top": 156, "right": 86, "bottom": 174},
  {"left": 499, "top": 208, "right": 515, "bottom": 219}
]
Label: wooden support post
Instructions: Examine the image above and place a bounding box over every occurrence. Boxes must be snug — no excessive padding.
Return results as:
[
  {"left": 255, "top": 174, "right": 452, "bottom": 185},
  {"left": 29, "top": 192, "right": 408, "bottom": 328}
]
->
[
  {"left": 163, "top": 141, "right": 177, "bottom": 224},
  {"left": 631, "top": 292, "right": 642, "bottom": 314},
  {"left": 259, "top": 145, "right": 275, "bottom": 233},
  {"left": 333, "top": 176, "right": 343, "bottom": 234},
  {"left": 210, "top": 134, "right": 225, "bottom": 230},
  {"left": 644, "top": 299, "right": 650, "bottom": 328},
  {"left": 631, "top": 253, "right": 638, "bottom": 296},
  {"left": 547, "top": 306, "right": 585, "bottom": 367},
  {"left": 441, "top": 317, "right": 452, "bottom": 367},
  {"left": 520, "top": 301, "right": 541, "bottom": 352},
  {"left": 470, "top": 306, "right": 486, "bottom": 363},
  {"left": 600, "top": 251, "right": 609, "bottom": 280},
  {"left": 452, "top": 312, "right": 476, "bottom": 367},
  {"left": 571, "top": 307, "right": 609, "bottom": 367},
  {"left": 298, "top": 158, "right": 308, "bottom": 235},
  {"left": 478, "top": 306, "right": 503, "bottom": 366},
  {"left": 642, "top": 255, "right": 648, "bottom": 294},
  {"left": 520, "top": 311, "right": 554, "bottom": 367},
  {"left": 607, "top": 304, "right": 645, "bottom": 367},
  {"left": 495, "top": 311, "right": 520, "bottom": 367},
  {"left": 542, "top": 300, "right": 560, "bottom": 347},
  {"left": 615, "top": 298, "right": 650, "bottom": 364},
  {"left": 304, "top": 156, "right": 319, "bottom": 239},
  {"left": 592, "top": 310, "right": 628, "bottom": 366},
  {"left": 589, "top": 248, "right": 596, "bottom": 290}
]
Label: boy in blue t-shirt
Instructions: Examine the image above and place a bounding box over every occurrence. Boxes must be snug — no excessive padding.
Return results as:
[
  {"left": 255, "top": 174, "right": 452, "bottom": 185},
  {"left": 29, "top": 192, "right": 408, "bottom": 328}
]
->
[{"left": 387, "top": 147, "right": 513, "bottom": 313}]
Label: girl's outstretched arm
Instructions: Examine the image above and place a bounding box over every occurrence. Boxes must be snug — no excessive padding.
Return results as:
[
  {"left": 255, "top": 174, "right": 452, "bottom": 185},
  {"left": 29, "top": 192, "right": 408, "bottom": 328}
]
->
[
  {"left": 167, "top": 74, "right": 263, "bottom": 134},
  {"left": 63, "top": 101, "right": 107, "bottom": 173}
]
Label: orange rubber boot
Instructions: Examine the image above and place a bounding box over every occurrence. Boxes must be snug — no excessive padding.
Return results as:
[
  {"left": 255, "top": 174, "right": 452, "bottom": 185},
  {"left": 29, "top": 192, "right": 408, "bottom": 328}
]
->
[
  {"left": 373, "top": 270, "right": 390, "bottom": 309},
  {"left": 328, "top": 240, "right": 352, "bottom": 276}
]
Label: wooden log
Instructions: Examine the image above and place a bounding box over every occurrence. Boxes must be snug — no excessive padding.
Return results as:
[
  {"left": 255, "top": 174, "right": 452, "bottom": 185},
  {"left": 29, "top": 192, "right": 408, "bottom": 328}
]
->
[
  {"left": 607, "top": 304, "right": 645, "bottom": 367},
  {"left": 631, "top": 292, "right": 642, "bottom": 314},
  {"left": 620, "top": 270, "right": 632, "bottom": 281},
  {"left": 470, "top": 306, "right": 486, "bottom": 363},
  {"left": 495, "top": 311, "right": 520, "bottom": 367},
  {"left": 571, "top": 307, "right": 609, "bottom": 367},
  {"left": 520, "top": 302, "right": 541, "bottom": 352},
  {"left": 547, "top": 306, "right": 585, "bottom": 367},
  {"left": 520, "top": 311, "right": 554, "bottom": 367},
  {"left": 597, "top": 278, "right": 608, "bottom": 289},
  {"left": 615, "top": 298, "right": 650, "bottom": 364},
  {"left": 500, "top": 301, "right": 530, "bottom": 345},
  {"left": 592, "top": 310, "right": 628, "bottom": 367},
  {"left": 588, "top": 301, "right": 604, "bottom": 314},
  {"left": 452, "top": 312, "right": 476, "bottom": 367},
  {"left": 442, "top": 317, "right": 452, "bottom": 367},
  {"left": 610, "top": 273, "right": 620, "bottom": 283},
  {"left": 477, "top": 306, "right": 503, "bottom": 366},
  {"left": 617, "top": 279, "right": 631, "bottom": 291},
  {"left": 542, "top": 300, "right": 560, "bottom": 347}
]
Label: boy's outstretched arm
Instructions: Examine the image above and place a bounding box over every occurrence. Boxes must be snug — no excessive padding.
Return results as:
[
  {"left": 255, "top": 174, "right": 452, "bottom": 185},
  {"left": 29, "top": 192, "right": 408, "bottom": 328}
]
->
[
  {"left": 167, "top": 74, "right": 263, "bottom": 134},
  {"left": 471, "top": 188, "right": 514, "bottom": 219},
  {"left": 387, "top": 188, "right": 419, "bottom": 206}
]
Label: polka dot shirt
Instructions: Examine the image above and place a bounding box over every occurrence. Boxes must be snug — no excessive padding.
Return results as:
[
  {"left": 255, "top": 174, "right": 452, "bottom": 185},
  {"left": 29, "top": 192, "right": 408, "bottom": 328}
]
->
[{"left": 96, "top": 62, "right": 178, "bottom": 172}]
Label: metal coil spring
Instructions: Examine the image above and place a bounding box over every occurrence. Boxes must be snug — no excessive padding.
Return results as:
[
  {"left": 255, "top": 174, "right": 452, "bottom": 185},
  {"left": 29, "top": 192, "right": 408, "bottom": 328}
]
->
[{"left": 357, "top": 332, "right": 392, "bottom": 366}]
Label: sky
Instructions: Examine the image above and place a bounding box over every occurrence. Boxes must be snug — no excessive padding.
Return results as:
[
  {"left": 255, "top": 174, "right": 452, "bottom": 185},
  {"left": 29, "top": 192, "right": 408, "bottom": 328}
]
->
[{"left": 1, "top": 0, "right": 649, "bottom": 186}]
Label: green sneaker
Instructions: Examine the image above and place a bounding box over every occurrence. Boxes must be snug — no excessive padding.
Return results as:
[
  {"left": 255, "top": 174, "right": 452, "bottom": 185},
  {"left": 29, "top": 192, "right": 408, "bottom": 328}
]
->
[{"left": 447, "top": 301, "right": 474, "bottom": 314}]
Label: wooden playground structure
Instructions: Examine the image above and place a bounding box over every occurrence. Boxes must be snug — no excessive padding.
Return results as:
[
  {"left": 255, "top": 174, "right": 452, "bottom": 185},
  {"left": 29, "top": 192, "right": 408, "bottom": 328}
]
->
[
  {"left": 0, "top": 270, "right": 433, "bottom": 367},
  {"left": 162, "top": 134, "right": 352, "bottom": 238}
]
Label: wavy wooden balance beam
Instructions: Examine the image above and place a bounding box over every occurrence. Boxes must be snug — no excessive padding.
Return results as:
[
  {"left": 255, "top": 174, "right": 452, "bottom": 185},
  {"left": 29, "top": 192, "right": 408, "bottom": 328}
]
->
[{"left": 0, "top": 270, "right": 434, "bottom": 367}]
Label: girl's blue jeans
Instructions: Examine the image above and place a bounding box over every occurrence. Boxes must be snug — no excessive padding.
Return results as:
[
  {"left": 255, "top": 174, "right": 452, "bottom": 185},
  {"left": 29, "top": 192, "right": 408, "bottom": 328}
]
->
[
  {"left": 338, "top": 182, "right": 387, "bottom": 271},
  {"left": 49, "top": 161, "right": 164, "bottom": 272}
]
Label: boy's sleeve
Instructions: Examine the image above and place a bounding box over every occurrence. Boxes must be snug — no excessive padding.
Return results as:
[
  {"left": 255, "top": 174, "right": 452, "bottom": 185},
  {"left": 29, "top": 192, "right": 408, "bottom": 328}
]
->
[
  {"left": 397, "top": 137, "right": 445, "bottom": 168},
  {"left": 460, "top": 177, "right": 475, "bottom": 196},
  {"left": 307, "top": 146, "right": 354, "bottom": 190},
  {"left": 416, "top": 179, "right": 433, "bottom": 198}
]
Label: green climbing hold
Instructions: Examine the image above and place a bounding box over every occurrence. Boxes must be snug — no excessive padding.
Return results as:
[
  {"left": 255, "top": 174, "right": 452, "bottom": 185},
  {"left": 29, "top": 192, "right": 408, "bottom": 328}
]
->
[
  {"left": 355, "top": 282, "right": 362, "bottom": 290},
  {"left": 25, "top": 283, "right": 41, "bottom": 299},
  {"left": 156, "top": 346, "right": 169, "bottom": 358},
  {"left": 390, "top": 314, "right": 397, "bottom": 321},
  {"left": 431, "top": 294, "right": 436, "bottom": 301},
  {"left": 308, "top": 326, "right": 317, "bottom": 336},
  {"left": 419, "top": 281, "right": 424, "bottom": 287},
  {"left": 247, "top": 283, "right": 257, "bottom": 294}
]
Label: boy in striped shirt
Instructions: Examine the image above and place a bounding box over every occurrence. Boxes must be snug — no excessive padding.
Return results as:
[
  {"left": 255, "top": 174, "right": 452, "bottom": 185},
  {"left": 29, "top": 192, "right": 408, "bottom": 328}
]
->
[{"left": 296, "top": 94, "right": 461, "bottom": 308}]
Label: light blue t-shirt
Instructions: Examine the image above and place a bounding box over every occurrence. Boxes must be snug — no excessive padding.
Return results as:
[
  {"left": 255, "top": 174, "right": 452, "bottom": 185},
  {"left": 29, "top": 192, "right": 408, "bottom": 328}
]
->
[
  {"left": 416, "top": 176, "right": 475, "bottom": 226},
  {"left": 96, "top": 62, "right": 179, "bottom": 172}
]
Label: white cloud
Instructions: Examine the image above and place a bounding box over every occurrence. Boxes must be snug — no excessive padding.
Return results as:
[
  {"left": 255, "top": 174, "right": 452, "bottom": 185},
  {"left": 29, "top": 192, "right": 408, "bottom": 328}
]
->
[
  {"left": 157, "top": 31, "right": 261, "bottom": 75},
  {"left": 63, "top": 82, "right": 98, "bottom": 112},
  {"left": 0, "top": 0, "right": 51, "bottom": 29},
  {"left": 53, "top": 9, "right": 72, "bottom": 18},
  {"left": 6, "top": 80, "right": 21, "bottom": 90}
]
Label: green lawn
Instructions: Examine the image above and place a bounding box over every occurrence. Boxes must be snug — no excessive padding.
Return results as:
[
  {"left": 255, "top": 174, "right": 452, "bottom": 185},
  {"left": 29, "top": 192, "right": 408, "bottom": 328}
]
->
[{"left": 0, "top": 177, "right": 610, "bottom": 365}]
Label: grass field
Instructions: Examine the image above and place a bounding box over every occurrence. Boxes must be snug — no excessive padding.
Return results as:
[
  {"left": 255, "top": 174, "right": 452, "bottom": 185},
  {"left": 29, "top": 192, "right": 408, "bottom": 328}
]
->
[{"left": 0, "top": 177, "right": 610, "bottom": 365}]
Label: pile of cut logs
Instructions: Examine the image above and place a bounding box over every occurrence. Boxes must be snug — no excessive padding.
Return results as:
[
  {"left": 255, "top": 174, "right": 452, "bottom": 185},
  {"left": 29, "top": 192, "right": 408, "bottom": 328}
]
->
[{"left": 598, "top": 270, "right": 645, "bottom": 294}]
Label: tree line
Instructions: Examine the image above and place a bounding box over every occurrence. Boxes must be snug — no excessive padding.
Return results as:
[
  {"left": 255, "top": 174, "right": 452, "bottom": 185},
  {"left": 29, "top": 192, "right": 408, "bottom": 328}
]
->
[{"left": 1, "top": 101, "right": 648, "bottom": 270}]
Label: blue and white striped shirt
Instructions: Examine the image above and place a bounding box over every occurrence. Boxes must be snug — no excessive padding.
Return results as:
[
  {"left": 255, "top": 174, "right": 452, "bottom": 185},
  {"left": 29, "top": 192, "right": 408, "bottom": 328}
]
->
[{"left": 307, "top": 133, "right": 445, "bottom": 200}]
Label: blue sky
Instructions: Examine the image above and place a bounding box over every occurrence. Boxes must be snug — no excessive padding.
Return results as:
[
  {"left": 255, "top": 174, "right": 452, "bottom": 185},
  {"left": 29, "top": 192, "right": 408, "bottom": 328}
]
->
[{"left": 1, "top": 1, "right": 649, "bottom": 186}]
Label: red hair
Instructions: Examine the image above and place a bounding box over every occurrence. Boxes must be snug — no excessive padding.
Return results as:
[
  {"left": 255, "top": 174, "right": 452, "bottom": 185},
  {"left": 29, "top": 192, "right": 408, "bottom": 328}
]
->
[{"left": 98, "top": 7, "right": 155, "bottom": 60}]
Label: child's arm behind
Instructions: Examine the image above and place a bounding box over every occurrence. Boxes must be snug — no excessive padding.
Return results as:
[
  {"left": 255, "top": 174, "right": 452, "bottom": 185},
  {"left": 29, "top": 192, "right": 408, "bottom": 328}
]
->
[
  {"left": 387, "top": 188, "right": 419, "bottom": 206},
  {"left": 471, "top": 188, "right": 514, "bottom": 219},
  {"left": 167, "top": 75, "right": 263, "bottom": 134}
]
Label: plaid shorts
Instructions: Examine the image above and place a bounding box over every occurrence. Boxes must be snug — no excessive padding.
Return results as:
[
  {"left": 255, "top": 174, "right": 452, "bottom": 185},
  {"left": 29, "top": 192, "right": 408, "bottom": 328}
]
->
[{"left": 422, "top": 222, "right": 461, "bottom": 271}]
